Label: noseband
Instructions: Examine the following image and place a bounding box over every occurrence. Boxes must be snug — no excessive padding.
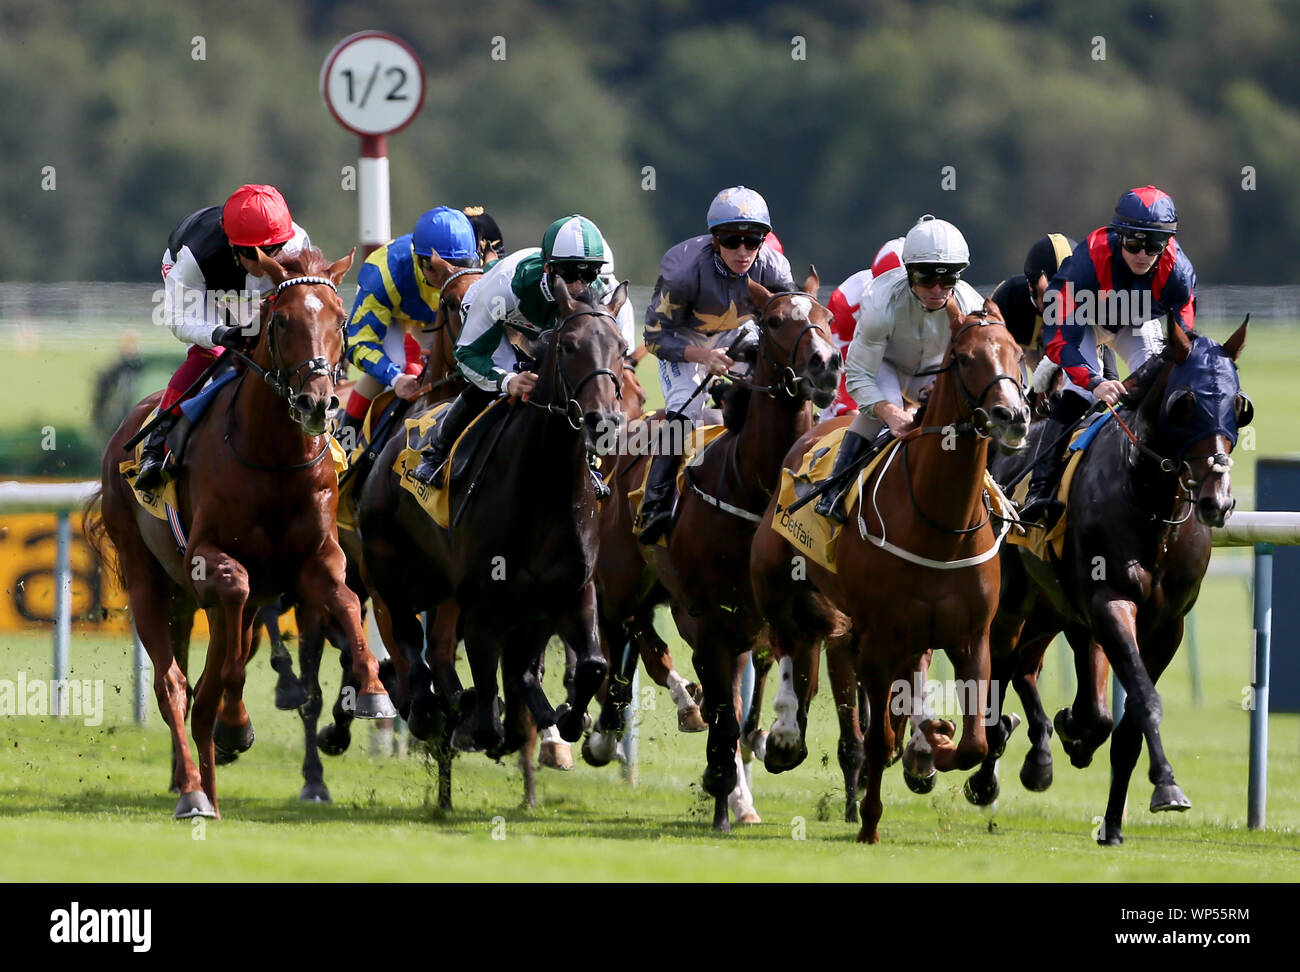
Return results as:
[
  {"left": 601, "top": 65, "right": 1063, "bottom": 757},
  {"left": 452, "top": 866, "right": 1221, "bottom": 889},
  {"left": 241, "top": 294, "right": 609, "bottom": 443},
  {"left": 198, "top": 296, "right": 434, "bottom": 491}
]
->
[{"left": 914, "top": 313, "right": 1028, "bottom": 436}]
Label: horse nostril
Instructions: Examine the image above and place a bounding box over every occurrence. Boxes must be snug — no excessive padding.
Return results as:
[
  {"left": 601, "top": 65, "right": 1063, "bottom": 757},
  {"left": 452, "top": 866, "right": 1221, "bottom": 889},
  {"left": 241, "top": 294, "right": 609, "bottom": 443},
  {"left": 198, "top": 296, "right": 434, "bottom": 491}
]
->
[
  {"left": 328, "top": 396, "right": 340, "bottom": 413},
  {"left": 294, "top": 394, "right": 313, "bottom": 413},
  {"left": 829, "top": 352, "right": 842, "bottom": 370},
  {"left": 809, "top": 352, "right": 824, "bottom": 370},
  {"left": 991, "top": 405, "right": 1016, "bottom": 423}
]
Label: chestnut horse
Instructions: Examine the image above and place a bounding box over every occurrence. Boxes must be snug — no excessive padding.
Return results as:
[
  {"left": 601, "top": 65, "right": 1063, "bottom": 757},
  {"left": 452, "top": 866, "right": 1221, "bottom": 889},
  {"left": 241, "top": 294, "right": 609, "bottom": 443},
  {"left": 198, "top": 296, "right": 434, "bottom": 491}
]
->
[
  {"left": 971, "top": 314, "right": 1250, "bottom": 845},
  {"left": 598, "top": 270, "right": 842, "bottom": 830},
  {"left": 751, "top": 299, "right": 1030, "bottom": 842},
  {"left": 87, "top": 247, "right": 395, "bottom": 819},
  {"left": 358, "top": 279, "right": 628, "bottom": 806}
]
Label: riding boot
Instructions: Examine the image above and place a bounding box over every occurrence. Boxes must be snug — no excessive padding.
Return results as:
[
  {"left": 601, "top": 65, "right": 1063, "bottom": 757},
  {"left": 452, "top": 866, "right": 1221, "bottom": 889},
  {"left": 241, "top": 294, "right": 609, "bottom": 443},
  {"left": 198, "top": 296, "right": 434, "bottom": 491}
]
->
[
  {"left": 638, "top": 453, "right": 682, "bottom": 545},
  {"left": 814, "top": 429, "right": 874, "bottom": 524},
  {"left": 1019, "top": 393, "right": 1090, "bottom": 524},
  {"left": 133, "top": 411, "right": 180, "bottom": 492},
  {"left": 412, "top": 391, "right": 480, "bottom": 488}
]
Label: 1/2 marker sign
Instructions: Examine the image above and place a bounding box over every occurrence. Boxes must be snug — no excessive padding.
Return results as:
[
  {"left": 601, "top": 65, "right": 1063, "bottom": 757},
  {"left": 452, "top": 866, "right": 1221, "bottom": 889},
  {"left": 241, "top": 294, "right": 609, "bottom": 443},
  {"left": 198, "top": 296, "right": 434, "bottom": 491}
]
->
[{"left": 320, "top": 31, "right": 426, "bottom": 136}]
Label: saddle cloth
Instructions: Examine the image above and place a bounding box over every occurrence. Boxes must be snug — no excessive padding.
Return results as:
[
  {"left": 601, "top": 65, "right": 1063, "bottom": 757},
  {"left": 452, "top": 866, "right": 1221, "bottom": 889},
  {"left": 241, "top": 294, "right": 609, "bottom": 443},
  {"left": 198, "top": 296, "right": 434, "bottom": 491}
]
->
[
  {"left": 395, "top": 398, "right": 510, "bottom": 528},
  {"left": 627, "top": 420, "right": 730, "bottom": 547},
  {"left": 1006, "top": 409, "right": 1114, "bottom": 560}
]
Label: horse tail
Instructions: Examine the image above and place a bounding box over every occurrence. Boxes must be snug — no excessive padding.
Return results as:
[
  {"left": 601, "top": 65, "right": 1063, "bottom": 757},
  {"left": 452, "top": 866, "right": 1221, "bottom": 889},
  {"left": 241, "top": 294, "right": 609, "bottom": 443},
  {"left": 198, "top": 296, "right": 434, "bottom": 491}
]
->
[{"left": 82, "top": 488, "right": 126, "bottom": 592}]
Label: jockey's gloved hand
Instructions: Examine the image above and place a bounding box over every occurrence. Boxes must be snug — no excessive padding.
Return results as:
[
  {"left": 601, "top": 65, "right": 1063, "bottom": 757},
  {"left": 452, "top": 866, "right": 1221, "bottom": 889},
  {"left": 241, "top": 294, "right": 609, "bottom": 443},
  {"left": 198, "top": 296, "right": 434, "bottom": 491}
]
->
[{"left": 212, "top": 325, "right": 249, "bottom": 350}]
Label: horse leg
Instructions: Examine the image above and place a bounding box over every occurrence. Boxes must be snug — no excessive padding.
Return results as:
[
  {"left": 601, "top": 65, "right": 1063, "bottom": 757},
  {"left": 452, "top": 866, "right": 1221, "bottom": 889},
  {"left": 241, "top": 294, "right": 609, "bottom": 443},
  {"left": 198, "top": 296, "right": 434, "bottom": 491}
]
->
[
  {"left": 740, "top": 637, "right": 771, "bottom": 761},
  {"left": 633, "top": 616, "right": 704, "bottom": 732},
  {"left": 932, "top": 634, "right": 990, "bottom": 773},
  {"left": 963, "top": 653, "right": 1016, "bottom": 806},
  {"left": 298, "top": 548, "right": 395, "bottom": 721},
  {"left": 857, "top": 658, "right": 896, "bottom": 844},
  {"left": 295, "top": 611, "right": 330, "bottom": 802},
  {"left": 519, "top": 709, "right": 538, "bottom": 808},
  {"left": 463, "top": 615, "right": 505, "bottom": 755},
  {"left": 1054, "top": 626, "right": 1113, "bottom": 767},
  {"left": 263, "top": 602, "right": 308, "bottom": 711},
  {"left": 553, "top": 581, "right": 608, "bottom": 743},
  {"left": 583, "top": 627, "right": 636, "bottom": 768},
  {"left": 1014, "top": 628, "right": 1056, "bottom": 792},
  {"left": 726, "top": 651, "right": 761, "bottom": 825},
  {"left": 691, "top": 619, "right": 741, "bottom": 832},
  {"left": 165, "top": 593, "right": 195, "bottom": 796},
  {"left": 825, "top": 630, "right": 864, "bottom": 822}
]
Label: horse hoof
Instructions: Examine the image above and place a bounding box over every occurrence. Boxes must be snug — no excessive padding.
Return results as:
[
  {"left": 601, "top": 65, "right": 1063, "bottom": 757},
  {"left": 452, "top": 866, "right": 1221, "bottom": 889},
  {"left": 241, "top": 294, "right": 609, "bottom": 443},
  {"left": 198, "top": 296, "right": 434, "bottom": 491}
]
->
[
  {"left": 1097, "top": 822, "right": 1124, "bottom": 846},
  {"left": 1019, "top": 755, "right": 1053, "bottom": 792},
  {"left": 539, "top": 740, "right": 574, "bottom": 771},
  {"left": 963, "top": 772, "right": 999, "bottom": 806},
  {"left": 213, "top": 720, "right": 255, "bottom": 763},
  {"left": 742, "top": 729, "right": 768, "bottom": 762},
  {"left": 300, "top": 781, "right": 331, "bottom": 803},
  {"left": 845, "top": 804, "right": 859, "bottom": 825},
  {"left": 762, "top": 740, "right": 808, "bottom": 775},
  {"left": 1063, "top": 738, "right": 1095, "bottom": 770},
  {"left": 407, "top": 704, "right": 439, "bottom": 742},
  {"left": 352, "top": 692, "right": 398, "bottom": 720},
  {"left": 678, "top": 704, "right": 707, "bottom": 733},
  {"left": 987, "top": 713, "right": 1021, "bottom": 761},
  {"left": 581, "top": 728, "right": 619, "bottom": 768},
  {"left": 451, "top": 722, "right": 482, "bottom": 753},
  {"left": 686, "top": 681, "right": 703, "bottom": 706},
  {"left": 1150, "top": 782, "right": 1191, "bottom": 813},
  {"left": 275, "top": 678, "right": 309, "bottom": 711},
  {"left": 1052, "top": 707, "right": 1078, "bottom": 743},
  {"left": 555, "top": 703, "right": 589, "bottom": 744},
  {"left": 736, "top": 809, "right": 762, "bottom": 825},
  {"left": 316, "top": 723, "right": 352, "bottom": 757},
  {"left": 904, "top": 768, "right": 937, "bottom": 795},
  {"left": 173, "top": 790, "right": 217, "bottom": 819},
  {"left": 714, "top": 816, "right": 732, "bottom": 834}
]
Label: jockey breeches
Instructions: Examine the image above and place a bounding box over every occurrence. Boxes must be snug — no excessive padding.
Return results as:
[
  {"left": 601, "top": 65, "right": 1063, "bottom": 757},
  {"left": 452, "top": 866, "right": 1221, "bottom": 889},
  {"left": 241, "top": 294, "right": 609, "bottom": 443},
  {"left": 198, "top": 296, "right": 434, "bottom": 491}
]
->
[{"left": 160, "top": 345, "right": 224, "bottom": 413}]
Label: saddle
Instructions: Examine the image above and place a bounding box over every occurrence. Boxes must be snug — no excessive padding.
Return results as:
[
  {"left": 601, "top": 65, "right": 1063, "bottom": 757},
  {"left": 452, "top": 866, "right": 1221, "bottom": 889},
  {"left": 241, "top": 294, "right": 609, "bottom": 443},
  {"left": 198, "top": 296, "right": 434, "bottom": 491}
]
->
[
  {"left": 627, "top": 420, "right": 730, "bottom": 546},
  {"left": 396, "top": 397, "right": 511, "bottom": 527}
]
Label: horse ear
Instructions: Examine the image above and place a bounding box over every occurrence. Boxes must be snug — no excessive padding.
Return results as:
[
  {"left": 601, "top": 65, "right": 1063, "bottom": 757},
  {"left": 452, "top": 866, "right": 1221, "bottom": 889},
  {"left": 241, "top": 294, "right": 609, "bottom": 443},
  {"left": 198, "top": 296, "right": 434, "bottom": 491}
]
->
[
  {"left": 255, "top": 248, "right": 289, "bottom": 287},
  {"left": 747, "top": 278, "right": 773, "bottom": 314},
  {"left": 802, "top": 264, "right": 819, "bottom": 296},
  {"left": 326, "top": 247, "right": 356, "bottom": 286},
  {"left": 944, "top": 295, "right": 964, "bottom": 333},
  {"left": 551, "top": 273, "right": 578, "bottom": 314},
  {"left": 604, "top": 280, "right": 628, "bottom": 317},
  {"left": 1222, "top": 313, "right": 1249, "bottom": 362},
  {"left": 982, "top": 296, "right": 1004, "bottom": 322},
  {"left": 1166, "top": 310, "right": 1192, "bottom": 365}
]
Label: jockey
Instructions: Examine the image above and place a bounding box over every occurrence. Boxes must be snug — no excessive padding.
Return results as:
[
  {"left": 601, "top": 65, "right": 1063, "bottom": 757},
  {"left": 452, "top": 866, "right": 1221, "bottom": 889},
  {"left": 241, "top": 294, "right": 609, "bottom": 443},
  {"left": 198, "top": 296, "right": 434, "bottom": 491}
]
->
[
  {"left": 463, "top": 206, "right": 506, "bottom": 266},
  {"left": 410, "top": 214, "right": 615, "bottom": 487},
  {"left": 135, "top": 184, "right": 311, "bottom": 491},
  {"left": 637, "top": 186, "right": 796, "bottom": 545},
  {"left": 816, "top": 216, "right": 985, "bottom": 523},
  {"left": 824, "top": 237, "right": 908, "bottom": 417},
  {"left": 335, "top": 206, "right": 479, "bottom": 447},
  {"left": 989, "top": 233, "right": 1076, "bottom": 373},
  {"left": 1019, "top": 185, "right": 1196, "bottom": 522}
]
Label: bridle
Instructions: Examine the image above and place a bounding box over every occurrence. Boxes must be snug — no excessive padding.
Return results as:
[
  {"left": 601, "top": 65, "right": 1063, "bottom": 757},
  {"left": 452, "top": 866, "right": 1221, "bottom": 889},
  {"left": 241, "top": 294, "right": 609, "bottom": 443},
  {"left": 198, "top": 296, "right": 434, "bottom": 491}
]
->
[
  {"left": 228, "top": 275, "right": 347, "bottom": 427},
  {"left": 727, "top": 291, "right": 833, "bottom": 400},
  {"left": 912, "top": 312, "right": 1029, "bottom": 438},
  {"left": 423, "top": 266, "right": 484, "bottom": 395},
  {"left": 524, "top": 306, "right": 624, "bottom": 431}
]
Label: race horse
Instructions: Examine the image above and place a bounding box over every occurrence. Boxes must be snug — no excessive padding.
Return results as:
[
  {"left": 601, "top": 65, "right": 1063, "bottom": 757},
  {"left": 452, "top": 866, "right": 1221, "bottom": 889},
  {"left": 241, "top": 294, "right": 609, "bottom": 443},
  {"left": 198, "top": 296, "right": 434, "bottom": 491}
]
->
[
  {"left": 751, "top": 298, "right": 1030, "bottom": 842},
  {"left": 969, "top": 313, "right": 1251, "bottom": 845},
  {"left": 87, "top": 246, "right": 396, "bottom": 819},
  {"left": 358, "top": 278, "right": 629, "bottom": 807},
  {"left": 597, "top": 270, "right": 842, "bottom": 830}
]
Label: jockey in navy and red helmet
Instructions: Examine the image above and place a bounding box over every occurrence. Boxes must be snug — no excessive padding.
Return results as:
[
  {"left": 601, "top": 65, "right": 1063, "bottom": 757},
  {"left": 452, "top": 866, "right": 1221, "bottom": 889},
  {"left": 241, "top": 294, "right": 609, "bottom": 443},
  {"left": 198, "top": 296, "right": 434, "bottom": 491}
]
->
[
  {"left": 335, "top": 206, "right": 479, "bottom": 447},
  {"left": 637, "top": 185, "right": 796, "bottom": 544},
  {"left": 1021, "top": 186, "right": 1197, "bottom": 523},
  {"left": 135, "top": 184, "right": 312, "bottom": 492}
]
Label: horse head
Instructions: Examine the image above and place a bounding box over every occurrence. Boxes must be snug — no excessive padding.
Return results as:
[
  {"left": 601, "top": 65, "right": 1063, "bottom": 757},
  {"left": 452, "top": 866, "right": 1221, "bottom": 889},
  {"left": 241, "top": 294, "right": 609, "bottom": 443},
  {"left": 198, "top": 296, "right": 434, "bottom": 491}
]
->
[
  {"left": 745, "top": 266, "right": 842, "bottom": 407},
  {"left": 542, "top": 274, "right": 630, "bottom": 455},
  {"left": 1146, "top": 313, "right": 1251, "bottom": 528},
  {"left": 940, "top": 298, "right": 1030, "bottom": 452},
  {"left": 252, "top": 246, "right": 355, "bottom": 436}
]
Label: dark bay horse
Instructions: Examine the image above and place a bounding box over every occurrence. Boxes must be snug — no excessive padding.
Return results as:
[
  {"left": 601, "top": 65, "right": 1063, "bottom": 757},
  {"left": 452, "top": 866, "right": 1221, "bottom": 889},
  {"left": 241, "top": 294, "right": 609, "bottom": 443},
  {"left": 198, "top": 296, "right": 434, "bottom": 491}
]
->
[
  {"left": 88, "top": 247, "right": 396, "bottom": 819},
  {"left": 358, "top": 278, "right": 629, "bottom": 807},
  {"left": 751, "top": 299, "right": 1030, "bottom": 842},
  {"left": 971, "top": 314, "right": 1251, "bottom": 845},
  {"left": 598, "top": 270, "right": 842, "bottom": 830}
]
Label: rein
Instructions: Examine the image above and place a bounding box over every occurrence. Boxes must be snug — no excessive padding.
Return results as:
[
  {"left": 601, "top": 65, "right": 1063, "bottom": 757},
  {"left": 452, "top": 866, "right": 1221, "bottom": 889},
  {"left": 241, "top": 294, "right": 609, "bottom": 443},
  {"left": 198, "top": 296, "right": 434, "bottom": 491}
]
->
[{"left": 421, "top": 267, "right": 484, "bottom": 397}]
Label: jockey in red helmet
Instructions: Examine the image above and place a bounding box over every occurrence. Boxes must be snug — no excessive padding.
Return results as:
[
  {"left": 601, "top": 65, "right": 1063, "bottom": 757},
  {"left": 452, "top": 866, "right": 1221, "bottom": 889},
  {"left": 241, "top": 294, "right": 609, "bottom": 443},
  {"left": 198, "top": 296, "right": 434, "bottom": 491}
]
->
[{"left": 136, "top": 185, "right": 310, "bottom": 491}]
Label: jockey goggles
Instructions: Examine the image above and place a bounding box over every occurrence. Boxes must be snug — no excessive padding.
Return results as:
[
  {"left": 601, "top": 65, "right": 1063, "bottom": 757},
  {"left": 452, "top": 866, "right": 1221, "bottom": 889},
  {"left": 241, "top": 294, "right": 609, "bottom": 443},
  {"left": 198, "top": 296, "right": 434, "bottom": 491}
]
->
[
  {"left": 908, "top": 263, "right": 963, "bottom": 288},
  {"left": 233, "top": 242, "right": 284, "bottom": 261},
  {"left": 714, "top": 232, "right": 766, "bottom": 251},
  {"left": 555, "top": 262, "right": 602, "bottom": 283},
  {"left": 1121, "top": 232, "right": 1171, "bottom": 256}
]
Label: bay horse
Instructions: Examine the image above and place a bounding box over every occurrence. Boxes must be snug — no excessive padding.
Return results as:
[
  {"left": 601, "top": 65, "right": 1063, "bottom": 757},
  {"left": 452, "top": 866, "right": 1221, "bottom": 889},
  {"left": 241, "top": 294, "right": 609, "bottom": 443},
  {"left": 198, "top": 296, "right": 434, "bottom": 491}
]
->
[
  {"left": 358, "top": 278, "right": 629, "bottom": 807},
  {"left": 87, "top": 246, "right": 395, "bottom": 819},
  {"left": 751, "top": 298, "right": 1030, "bottom": 842},
  {"left": 598, "top": 270, "right": 842, "bottom": 830},
  {"left": 970, "top": 313, "right": 1250, "bottom": 845}
]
